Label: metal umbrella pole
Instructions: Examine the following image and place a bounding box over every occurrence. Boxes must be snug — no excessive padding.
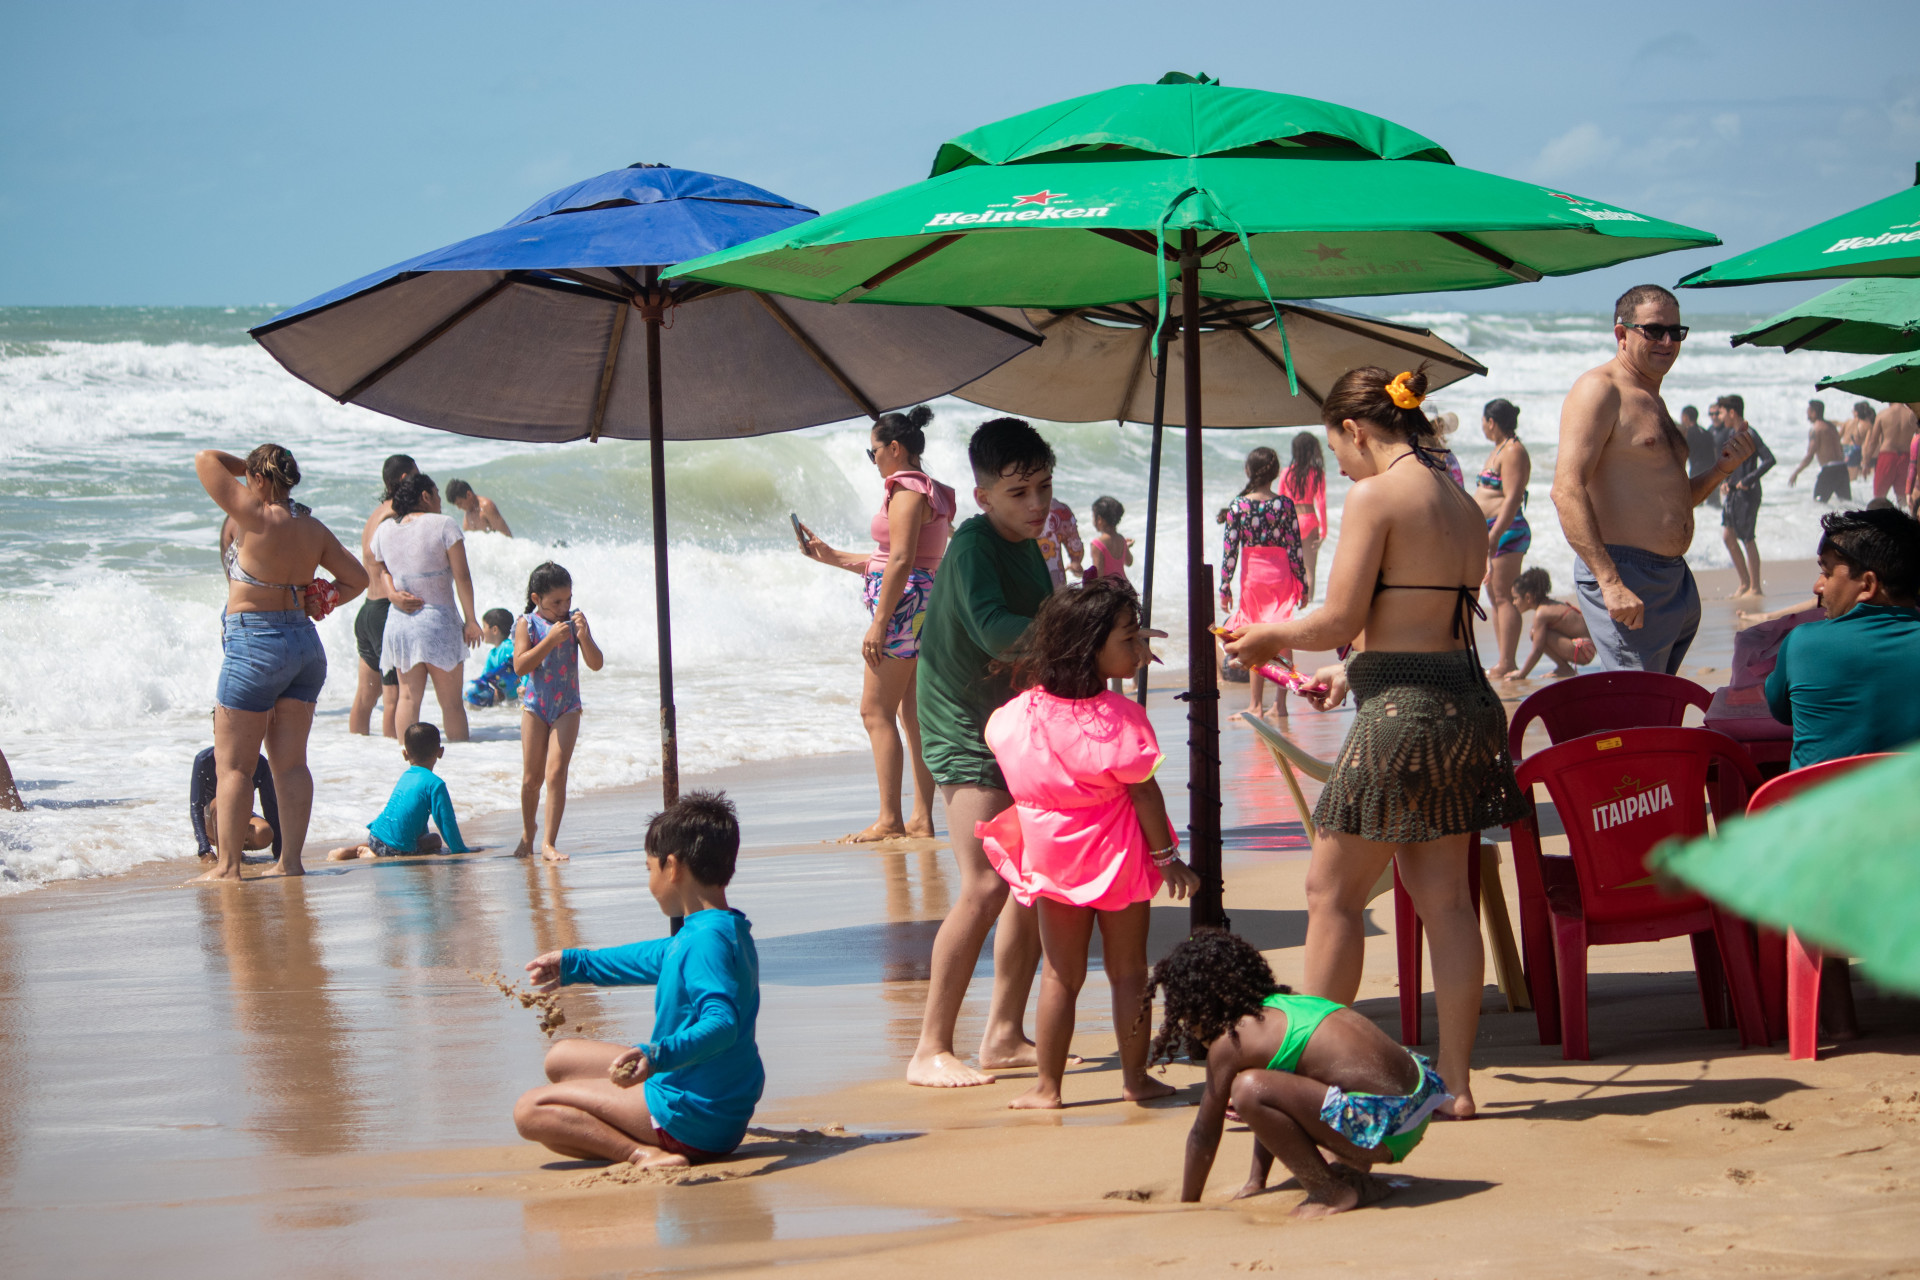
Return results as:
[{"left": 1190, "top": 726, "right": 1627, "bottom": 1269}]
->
[
  {"left": 1134, "top": 312, "right": 1172, "bottom": 706},
  {"left": 1181, "top": 231, "right": 1226, "bottom": 930},
  {"left": 641, "top": 266, "right": 680, "bottom": 809}
]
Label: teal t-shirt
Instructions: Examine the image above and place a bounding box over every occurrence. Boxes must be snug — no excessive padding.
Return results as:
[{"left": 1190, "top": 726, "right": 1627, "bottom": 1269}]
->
[
  {"left": 368, "top": 764, "right": 469, "bottom": 853},
  {"left": 1764, "top": 603, "right": 1920, "bottom": 768},
  {"left": 916, "top": 515, "right": 1053, "bottom": 789}
]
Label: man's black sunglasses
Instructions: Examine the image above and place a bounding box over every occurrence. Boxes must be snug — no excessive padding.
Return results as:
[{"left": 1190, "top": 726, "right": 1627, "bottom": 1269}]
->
[{"left": 1622, "top": 322, "right": 1690, "bottom": 342}]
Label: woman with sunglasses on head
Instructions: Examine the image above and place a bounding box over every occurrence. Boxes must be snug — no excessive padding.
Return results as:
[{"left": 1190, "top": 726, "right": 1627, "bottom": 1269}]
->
[
  {"left": 796, "top": 406, "right": 956, "bottom": 842},
  {"left": 1223, "top": 367, "right": 1527, "bottom": 1119}
]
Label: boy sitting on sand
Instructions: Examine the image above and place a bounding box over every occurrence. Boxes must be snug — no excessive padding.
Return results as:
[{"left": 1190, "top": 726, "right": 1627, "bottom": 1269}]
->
[
  {"left": 1509, "top": 567, "right": 1596, "bottom": 680},
  {"left": 326, "top": 723, "right": 472, "bottom": 859},
  {"left": 466, "top": 608, "right": 521, "bottom": 708},
  {"left": 514, "top": 790, "right": 763, "bottom": 1168}
]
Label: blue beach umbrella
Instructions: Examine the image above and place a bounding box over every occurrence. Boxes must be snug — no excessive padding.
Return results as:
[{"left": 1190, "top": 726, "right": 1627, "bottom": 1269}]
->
[{"left": 253, "top": 164, "right": 1038, "bottom": 803}]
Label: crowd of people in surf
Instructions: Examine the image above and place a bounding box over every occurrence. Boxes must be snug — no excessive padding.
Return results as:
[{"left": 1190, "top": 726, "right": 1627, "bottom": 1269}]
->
[{"left": 193, "top": 284, "right": 1920, "bottom": 1214}]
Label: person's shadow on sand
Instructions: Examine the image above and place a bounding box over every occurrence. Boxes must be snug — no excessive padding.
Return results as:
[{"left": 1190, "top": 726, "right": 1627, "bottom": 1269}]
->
[{"left": 537, "top": 1126, "right": 921, "bottom": 1180}]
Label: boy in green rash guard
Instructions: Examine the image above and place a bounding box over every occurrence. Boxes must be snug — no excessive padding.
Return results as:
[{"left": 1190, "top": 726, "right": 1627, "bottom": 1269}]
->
[{"left": 906, "top": 417, "right": 1058, "bottom": 1089}]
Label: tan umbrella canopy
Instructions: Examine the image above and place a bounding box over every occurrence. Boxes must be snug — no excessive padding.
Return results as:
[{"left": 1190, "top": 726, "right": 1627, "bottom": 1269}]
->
[{"left": 954, "top": 297, "right": 1485, "bottom": 425}]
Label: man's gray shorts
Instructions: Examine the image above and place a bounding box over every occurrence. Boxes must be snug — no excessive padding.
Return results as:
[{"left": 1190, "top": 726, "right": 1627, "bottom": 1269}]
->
[{"left": 1572, "top": 545, "right": 1700, "bottom": 675}]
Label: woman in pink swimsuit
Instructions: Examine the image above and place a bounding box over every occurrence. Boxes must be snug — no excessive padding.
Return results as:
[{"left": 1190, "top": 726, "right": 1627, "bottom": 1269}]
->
[
  {"left": 796, "top": 405, "right": 955, "bottom": 842},
  {"left": 1279, "top": 433, "right": 1329, "bottom": 602}
]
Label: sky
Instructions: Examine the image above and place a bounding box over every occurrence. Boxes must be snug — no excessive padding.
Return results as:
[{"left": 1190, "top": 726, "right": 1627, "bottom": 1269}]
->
[{"left": 2, "top": 0, "right": 1916, "bottom": 313}]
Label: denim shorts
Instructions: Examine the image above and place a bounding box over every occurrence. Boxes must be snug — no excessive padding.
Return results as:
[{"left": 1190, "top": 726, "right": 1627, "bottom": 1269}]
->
[{"left": 218, "top": 609, "right": 328, "bottom": 713}]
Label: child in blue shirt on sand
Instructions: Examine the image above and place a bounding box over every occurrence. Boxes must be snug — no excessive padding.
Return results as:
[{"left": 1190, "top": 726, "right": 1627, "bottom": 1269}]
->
[
  {"left": 325, "top": 723, "right": 473, "bottom": 859},
  {"left": 515, "top": 790, "right": 763, "bottom": 1168}
]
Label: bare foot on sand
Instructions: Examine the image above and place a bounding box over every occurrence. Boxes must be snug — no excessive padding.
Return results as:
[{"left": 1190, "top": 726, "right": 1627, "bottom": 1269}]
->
[
  {"left": 905, "top": 817, "right": 936, "bottom": 838},
  {"left": 1007, "top": 1084, "right": 1061, "bottom": 1110},
  {"left": 905, "top": 1051, "right": 996, "bottom": 1088},
  {"left": 1437, "top": 1089, "right": 1477, "bottom": 1119},
  {"left": 629, "top": 1144, "right": 689, "bottom": 1171},
  {"left": 840, "top": 821, "right": 908, "bottom": 844},
  {"left": 512, "top": 838, "right": 534, "bottom": 858},
  {"left": 189, "top": 866, "right": 245, "bottom": 883},
  {"left": 541, "top": 844, "right": 569, "bottom": 863},
  {"left": 1123, "top": 1075, "right": 1178, "bottom": 1103},
  {"left": 256, "top": 863, "right": 303, "bottom": 878}
]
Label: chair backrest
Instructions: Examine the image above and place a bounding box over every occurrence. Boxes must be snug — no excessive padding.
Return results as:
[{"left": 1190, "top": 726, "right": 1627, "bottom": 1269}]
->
[
  {"left": 1747, "top": 752, "right": 1898, "bottom": 814},
  {"left": 1508, "top": 671, "right": 1713, "bottom": 760},
  {"left": 1515, "top": 726, "right": 1760, "bottom": 927}
]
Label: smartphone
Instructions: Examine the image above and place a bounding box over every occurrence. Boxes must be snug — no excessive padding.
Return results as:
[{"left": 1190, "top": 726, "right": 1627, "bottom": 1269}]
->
[{"left": 789, "top": 512, "right": 806, "bottom": 547}]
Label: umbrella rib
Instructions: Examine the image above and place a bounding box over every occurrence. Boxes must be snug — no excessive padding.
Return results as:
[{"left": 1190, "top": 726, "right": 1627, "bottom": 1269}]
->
[
  {"left": 1782, "top": 318, "right": 1844, "bottom": 354},
  {"left": 1298, "top": 307, "right": 1488, "bottom": 375},
  {"left": 1435, "top": 232, "right": 1544, "bottom": 284},
  {"left": 1092, "top": 228, "right": 1180, "bottom": 261},
  {"left": 336, "top": 276, "right": 514, "bottom": 404},
  {"left": 546, "top": 268, "right": 640, "bottom": 301},
  {"left": 752, "top": 292, "right": 881, "bottom": 419},
  {"left": 831, "top": 234, "right": 964, "bottom": 302},
  {"left": 947, "top": 306, "right": 1043, "bottom": 346},
  {"left": 589, "top": 301, "right": 629, "bottom": 443},
  {"left": 1236, "top": 327, "right": 1324, "bottom": 407}
]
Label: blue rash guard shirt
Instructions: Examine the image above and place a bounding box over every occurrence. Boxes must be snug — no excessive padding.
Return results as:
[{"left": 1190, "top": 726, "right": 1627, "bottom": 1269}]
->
[
  {"left": 1765, "top": 602, "right": 1920, "bottom": 768},
  {"left": 560, "top": 908, "right": 763, "bottom": 1154},
  {"left": 367, "top": 765, "right": 470, "bottom": 854}
]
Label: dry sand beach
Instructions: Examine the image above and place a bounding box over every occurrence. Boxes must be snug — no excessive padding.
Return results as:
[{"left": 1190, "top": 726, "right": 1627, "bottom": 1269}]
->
[{"left": 4, "top": 564, "right": 1919, "bottom": 1278}]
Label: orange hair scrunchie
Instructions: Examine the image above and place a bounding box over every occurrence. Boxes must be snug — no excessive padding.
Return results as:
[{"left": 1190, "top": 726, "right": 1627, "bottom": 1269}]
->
[{"left": 1384, "top": 371, "right": 1424, "bottom": 410}]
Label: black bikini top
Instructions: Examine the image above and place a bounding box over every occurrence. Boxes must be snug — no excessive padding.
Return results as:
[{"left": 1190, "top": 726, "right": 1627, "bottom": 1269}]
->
[{"left": 1371, "top": 445, "right": 1487, "bottom": 660}]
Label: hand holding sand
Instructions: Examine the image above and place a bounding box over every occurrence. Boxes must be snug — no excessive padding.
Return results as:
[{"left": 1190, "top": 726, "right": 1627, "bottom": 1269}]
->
[
  {"left": 525, "top": 950, "right": 563, "bottom": 992},
  {"left": 607, "top": 1048, "right": 653, "bottom": 1088}
]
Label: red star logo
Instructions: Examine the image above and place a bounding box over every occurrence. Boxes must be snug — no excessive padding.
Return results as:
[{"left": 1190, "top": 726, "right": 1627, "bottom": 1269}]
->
[
  {"left": 1548, "top": 192, "right": 1581, "bottom": 202},
  {"left": 1012, "top": 190, "right": 1062, "bottom": 206},
  {"left": 1309, "top": 243, "right": 1347, "bottom": 261}
]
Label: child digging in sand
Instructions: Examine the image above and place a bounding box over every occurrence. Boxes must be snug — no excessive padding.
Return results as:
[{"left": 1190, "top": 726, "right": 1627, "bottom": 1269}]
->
[
  {"left": 1149, "top": 930, "right": 1450, "bottom": 1217},
  {"left": 326, "top": 722, "right": 472, "bottom": 859},
  {"left": 980, "top": 577, "right": 1199, "bottom": 1109},
  {"left": 1509, "top": 567, "right": 1596, "bottom": 680},
  {"left": 514, "top": 791, "right": 762, "bottom": 1169},
  {"left": 514, "top": 562, "right": 602, "bottom": 861}
]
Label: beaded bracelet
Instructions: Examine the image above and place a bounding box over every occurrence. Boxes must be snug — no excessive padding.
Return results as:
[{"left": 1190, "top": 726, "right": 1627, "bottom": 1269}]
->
[{"left": 1149, "top": 842, "right": 1181, "bottom": 867}]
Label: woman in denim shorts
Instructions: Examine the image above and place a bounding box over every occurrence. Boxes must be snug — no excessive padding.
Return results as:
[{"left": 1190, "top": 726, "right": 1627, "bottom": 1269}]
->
[{"left": 197, "top": 444, "right": 368, "bottom": 881}]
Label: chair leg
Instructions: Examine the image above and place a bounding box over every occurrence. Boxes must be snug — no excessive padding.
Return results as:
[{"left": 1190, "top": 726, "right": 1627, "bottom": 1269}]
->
[
  {"left": 1691, "top": 930, "right": 1731, "bottom": 1030},
  {"left": 1520, "top": 889, "right": 1560, "bottom": 1044},
  {"left": 1786, "top": 929, "right": 1822, "bottom": 1061},
  {"left": 1394, "top": 862, "right": 1423, "bottom": 1046},
  {"left": 1755, "top": 927, "right": 1787, "bottom": 1043},
  {"left": 1710, "top": 909, "right": 1772, "bottom": 1049},
  {"left": 1550, "top": 911, "right": 1590, "bottom": 1060},
  {"left": 1479, "top": 844, "right": 1531, "bottom": 1013}
]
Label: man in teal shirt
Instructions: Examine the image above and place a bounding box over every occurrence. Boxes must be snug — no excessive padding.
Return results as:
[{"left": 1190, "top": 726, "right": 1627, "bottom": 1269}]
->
[
  {"left": 1766, "top": 508, "right": 1920, "bottom": 768},
  {"left": 910, "top": 417, "right": 1055, "bottom": 1090}
]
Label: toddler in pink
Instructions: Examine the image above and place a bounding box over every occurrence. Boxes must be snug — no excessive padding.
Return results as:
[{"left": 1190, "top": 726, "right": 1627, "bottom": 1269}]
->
[{"left": 978, "top": 577, "right": 1199, "bottom": 1109}]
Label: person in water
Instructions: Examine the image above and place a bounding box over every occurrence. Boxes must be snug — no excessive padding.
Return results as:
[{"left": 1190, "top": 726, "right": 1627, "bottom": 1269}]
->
[
  {"left": 326, "top": 722, "right": 473, "bottom": 859},
  {"left": 1474, "top": 398, "right": 1532, "bottom": 679},
  {"left": 515, "top": 791, "right": 762, "bottom": 1170},
  {"left": 466, "top": 608, "right": 522, "bottom": 708},
  {"left": 795, "top": 405, "right": 954, "bottom": 842},
  {"left": 445, "top": 478, "right": 513, "bottom": 537},
  {"left": 371, "top": 473, "right": 484, "bottom": 742},
  {"left": 1219, "top": 447, "right": 1307, "bottom": 721},
  {"left": 190, "top": 737, "right": 279, "bottom": 859},
  {"left": 352, "top": 455, "right": 417, "bottom": 738},
  {"left": 514, "top": 562, "right": 603, "bottom": 862},
  {"left": 1279, "top": 432, "right": 1329, "bottom": 602},
  {"left": 1149, "top": 930, "right": 1450, "bottom": 1216},
  {"left": 196, "top": 444, "right": 368, "bottom": 880},
  {"left": 1225, "top": 367, "right": 1527, "bottom": 1116}
]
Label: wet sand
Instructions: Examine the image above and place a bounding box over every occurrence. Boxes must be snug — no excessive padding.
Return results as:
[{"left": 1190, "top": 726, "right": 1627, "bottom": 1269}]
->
[{"left": 8, "top": 562, "right": 1917, "bottom": 1277}]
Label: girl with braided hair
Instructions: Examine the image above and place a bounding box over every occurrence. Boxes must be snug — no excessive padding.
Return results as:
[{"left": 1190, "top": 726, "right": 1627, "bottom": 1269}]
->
[
  {"left": 1146, "top": 929, "right": 1449, "bottom": 1216},
  {"left": 1223, "top": 366, "right": 1525, "bottom": 1118}
]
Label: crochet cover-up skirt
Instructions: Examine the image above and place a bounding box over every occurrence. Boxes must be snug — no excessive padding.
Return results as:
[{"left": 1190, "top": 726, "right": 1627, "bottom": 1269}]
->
[{"left": 1314, "top": 649, "right": 1528, "bottom": 843}]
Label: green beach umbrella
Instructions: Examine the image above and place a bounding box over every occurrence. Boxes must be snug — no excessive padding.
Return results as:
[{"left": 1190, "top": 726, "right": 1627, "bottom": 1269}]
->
[
  {"left": 1679, "top": 168, "right": 1920, "bottom": 289},
  {"left": 1649, "top": 751, "right": 1920, "bottom": 994},
  {"left": 1815, "top": 349, "right": 1920, "bottom": 403},
  {"left": 1731, "top": 278, "right": 1920, "bottom": 354},
  {"left": 671, "top": 73, "right": 1717, "bottom": 928}
]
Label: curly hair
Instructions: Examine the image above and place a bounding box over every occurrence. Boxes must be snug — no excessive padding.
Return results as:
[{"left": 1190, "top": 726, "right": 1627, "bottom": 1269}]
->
[
  {"left": 245, "top": 443, "right": 301, "bottom": 491},
  {"left": 1000, "top": 576, "right": 1138, "bottom": 700},
  {"left": 390, "top": 472, "right": 438, "bottom": 518},
  {"left": 1143, "top": 928, "right": 1288, "bottom": 1066}
]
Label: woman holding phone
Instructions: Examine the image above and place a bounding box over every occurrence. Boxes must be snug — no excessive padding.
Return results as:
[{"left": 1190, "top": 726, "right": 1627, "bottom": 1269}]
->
[{"left": 795, "top": 406, "right": 956, "bottom": 842}]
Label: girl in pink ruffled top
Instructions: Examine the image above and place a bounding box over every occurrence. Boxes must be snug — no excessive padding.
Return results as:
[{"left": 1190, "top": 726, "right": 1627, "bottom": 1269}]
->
[
  {"left": 979, "top": 578, "right": 1200, "bottom": 1110},
  {"left": 796, "top": 405, "right": 956, "bottom": 842}
]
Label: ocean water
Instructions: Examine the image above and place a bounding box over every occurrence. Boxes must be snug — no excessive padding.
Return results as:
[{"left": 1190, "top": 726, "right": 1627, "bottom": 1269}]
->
[{"left": 0, "top": 305, "right": 1859, "bottom": 891}]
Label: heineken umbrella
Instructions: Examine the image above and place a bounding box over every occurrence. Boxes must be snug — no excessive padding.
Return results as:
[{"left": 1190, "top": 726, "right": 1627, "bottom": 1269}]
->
[
  {"left": 1680, "top": 168, "right": 1920, "bottom": 289},
  {"left": 1649, "top": 751, "right": 1920, "bottom": 994},
  {"left": 1816, "top": 349, "right": 1920, "bottom": 403},
  {"left": 1731, "top": 278, "right": 1920, "bottom": 354},
  {"left": 951, "top": 297, "right": 1485, "bottom": 702},
  {"left": 253, "top": 164, "right": 1037, "bottom": 807},
  {"left": 670, "top": 73, "right": 1716, "bottom": 928}
]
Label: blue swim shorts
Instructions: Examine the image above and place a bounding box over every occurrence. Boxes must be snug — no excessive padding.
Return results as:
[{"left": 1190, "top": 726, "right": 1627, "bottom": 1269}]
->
[
  {"left": 1572, "top": 545, "right": 1700, "bottom": 676},
  {"left": 217, "top": 609, "right": 328, "bottom": 713},
  {"left": 1319, "top": 1051, "right": 1451, "bottom": 1163}
]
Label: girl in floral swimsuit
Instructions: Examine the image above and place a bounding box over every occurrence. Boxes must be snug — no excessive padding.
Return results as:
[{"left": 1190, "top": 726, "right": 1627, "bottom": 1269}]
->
[{"left": 513, "top": 561, "right": 604, "bottom": 862}]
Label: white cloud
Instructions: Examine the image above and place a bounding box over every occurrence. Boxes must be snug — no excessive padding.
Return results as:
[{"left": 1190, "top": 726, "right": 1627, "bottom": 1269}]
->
[
  {"left": 1534, "top": 123, "right": 1619, "bottom": 180},
  {"left": 1712, "top": 112, "right": 1740, "bottom": 141}
]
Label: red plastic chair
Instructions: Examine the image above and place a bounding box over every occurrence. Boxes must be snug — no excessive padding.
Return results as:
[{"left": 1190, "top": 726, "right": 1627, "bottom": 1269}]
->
[
  {"left": 1391, "top": 837, "right": 1485, "bottom": 1046},
  {"left": 1746, "top": 753, "right": 1896, "bottom": 1060},
  {"left": 1508, "top": 671, "right": 1712, "bottom": 761},
  {"left": 1508, "top": 726, "right": 1769, "bottom": 1059}
]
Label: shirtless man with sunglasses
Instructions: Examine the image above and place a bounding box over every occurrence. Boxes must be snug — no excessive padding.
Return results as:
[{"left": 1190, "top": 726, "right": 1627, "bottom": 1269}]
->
[{"left": 1551, "top": 284, "right": 1756, "bottom": 674}]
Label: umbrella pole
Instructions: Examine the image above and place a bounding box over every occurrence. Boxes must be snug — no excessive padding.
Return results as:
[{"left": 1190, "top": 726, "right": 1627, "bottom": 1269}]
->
[
  {"left": 1135, "top": 315, "right": 1171, "bottom": 707},
  {"left": 1181, "top": 231, "right": 1225, "bottom": 931},
  {"left": 642, "top": 268, "right": 681, "bottom": 812}
]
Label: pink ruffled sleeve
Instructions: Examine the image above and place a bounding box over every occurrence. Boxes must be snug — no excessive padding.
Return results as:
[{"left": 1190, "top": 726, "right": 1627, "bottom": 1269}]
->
[
  {"left": 884, "top": 470, "right": 957, "bottom": 520},
  {"left": 1100, "top": 695, "right": 1164, "bottom": 787}
]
